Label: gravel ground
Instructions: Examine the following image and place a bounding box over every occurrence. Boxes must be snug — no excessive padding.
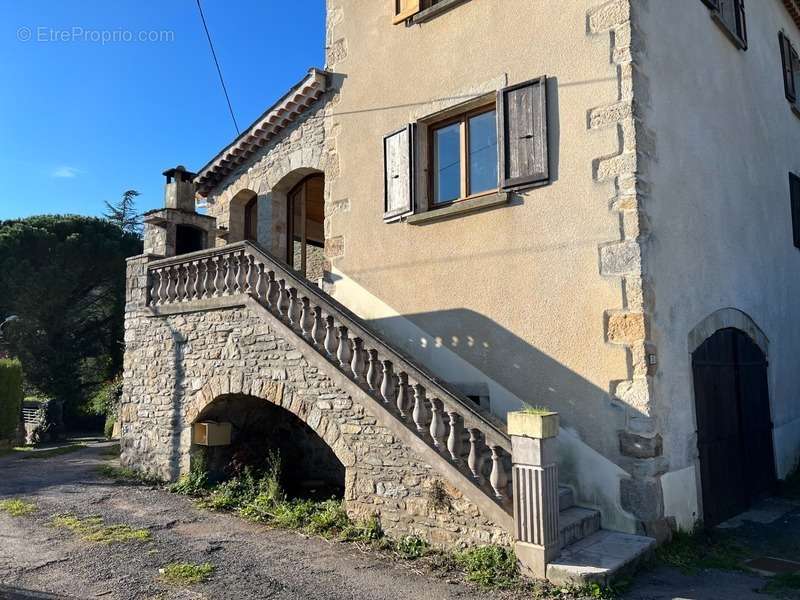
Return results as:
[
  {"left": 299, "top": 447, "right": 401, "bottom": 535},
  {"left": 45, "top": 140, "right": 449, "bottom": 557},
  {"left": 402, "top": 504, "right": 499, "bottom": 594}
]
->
[
  {"left": 0, "top": 439, "right": 509, "bottom": 600},
  {"left": 0, "top": 439, "right": 794, "bottom": 600}
]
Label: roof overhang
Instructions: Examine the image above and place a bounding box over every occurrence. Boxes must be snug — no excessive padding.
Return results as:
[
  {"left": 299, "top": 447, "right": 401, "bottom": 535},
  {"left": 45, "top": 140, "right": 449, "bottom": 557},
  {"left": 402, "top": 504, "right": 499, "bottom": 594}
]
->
[
  {"left": 784, "top": 0, "right": 800, "bottom": 30},
  {"left": 195, "top": 68, "right": 329, "bottom": 196}
]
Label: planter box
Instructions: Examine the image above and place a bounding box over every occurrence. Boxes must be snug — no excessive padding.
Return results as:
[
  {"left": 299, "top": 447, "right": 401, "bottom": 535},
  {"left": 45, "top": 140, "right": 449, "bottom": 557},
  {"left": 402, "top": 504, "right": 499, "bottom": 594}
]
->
[
  {"left": 193, "top": 421, "right": 232, "bottom": 446},
  {"left": 507, "top": 411, "right": 559, "bottom": 439}
]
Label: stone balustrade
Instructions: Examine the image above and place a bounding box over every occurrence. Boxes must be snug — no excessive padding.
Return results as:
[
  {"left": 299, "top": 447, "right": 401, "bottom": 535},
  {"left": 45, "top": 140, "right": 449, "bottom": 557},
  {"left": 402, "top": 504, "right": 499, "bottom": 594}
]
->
[{"left": 146, "top": 241, "right": 515, "bottom": 509}]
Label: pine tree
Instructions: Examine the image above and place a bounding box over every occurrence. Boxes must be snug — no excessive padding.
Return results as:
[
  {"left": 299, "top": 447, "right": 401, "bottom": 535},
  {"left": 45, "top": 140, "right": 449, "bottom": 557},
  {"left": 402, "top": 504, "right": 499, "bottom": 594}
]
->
[{"left": 103, "top": 190, "right": 142, "bottom": 235}]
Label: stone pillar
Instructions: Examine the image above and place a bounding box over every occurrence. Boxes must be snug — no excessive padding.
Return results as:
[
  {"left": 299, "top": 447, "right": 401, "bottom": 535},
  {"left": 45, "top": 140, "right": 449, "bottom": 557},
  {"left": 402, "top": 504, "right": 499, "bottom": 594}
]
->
[
  {"left": 125, "top": 254, "right": 155, "bottom": 312},
  {"left": 508, "top": 410, "right": 561, "bottom": 579}
]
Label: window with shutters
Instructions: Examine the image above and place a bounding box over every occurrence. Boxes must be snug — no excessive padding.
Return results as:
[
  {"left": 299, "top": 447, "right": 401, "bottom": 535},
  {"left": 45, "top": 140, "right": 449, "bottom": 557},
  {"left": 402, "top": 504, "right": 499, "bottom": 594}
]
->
[
  {"left": 780, "top": 31, "right": 800, "bottom": 113},
  {"left": 791, "top": 173, "right": 800, "bottom": 249},
  {"left": 701, "top": 0, "right": 747, "bottom": 49},
  {"left": 382, "top": 77, "right": 549, "bottom": 223}
]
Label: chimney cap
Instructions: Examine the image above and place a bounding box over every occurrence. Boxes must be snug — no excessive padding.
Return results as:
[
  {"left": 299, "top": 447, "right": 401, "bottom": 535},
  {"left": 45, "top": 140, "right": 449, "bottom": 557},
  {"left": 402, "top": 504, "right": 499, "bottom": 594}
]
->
[{"left": 163, "top": 165, "right": 197, "bottom": 183}]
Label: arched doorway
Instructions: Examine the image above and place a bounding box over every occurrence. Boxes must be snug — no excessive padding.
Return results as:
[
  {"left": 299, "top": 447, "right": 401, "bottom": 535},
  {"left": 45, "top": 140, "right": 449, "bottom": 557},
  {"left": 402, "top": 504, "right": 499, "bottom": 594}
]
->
[
  {"left": 244, "top": 196, "right": 258, "bottom": 242},
  {"left": 287, "top": 174, "right": 325, "bottom": 281},
  {"left": 692, "top": 328, "right": 776, "bottom": 526},
  {"left": 192, "top": 394, "right": 345, "bottom": 499}
]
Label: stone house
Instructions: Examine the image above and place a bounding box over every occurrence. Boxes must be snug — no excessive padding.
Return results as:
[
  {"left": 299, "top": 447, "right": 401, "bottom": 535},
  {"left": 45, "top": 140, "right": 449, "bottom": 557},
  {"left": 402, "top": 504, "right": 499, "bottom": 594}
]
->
[{"left": 122, "top": 0, "right": 800, "bottom": 582}]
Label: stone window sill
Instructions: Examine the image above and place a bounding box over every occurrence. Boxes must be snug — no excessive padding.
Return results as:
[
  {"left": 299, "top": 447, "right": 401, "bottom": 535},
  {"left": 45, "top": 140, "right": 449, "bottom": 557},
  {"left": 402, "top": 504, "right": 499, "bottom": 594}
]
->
[
  {"left": 406, "top": 191, "right": 509, "bottom": 225},
  {"left": 411, "top": 0, "right": 471, "bottom": 24}
]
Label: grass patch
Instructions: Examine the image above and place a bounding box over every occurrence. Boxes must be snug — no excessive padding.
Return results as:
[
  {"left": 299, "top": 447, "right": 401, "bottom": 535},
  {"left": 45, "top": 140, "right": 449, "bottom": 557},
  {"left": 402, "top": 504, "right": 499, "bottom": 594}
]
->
[
  {"left": 97, "top": 464, "right": 163, "bottom": 486},
  {"left": 0, "top": 498, "right": 37, "bottom": 516},
  {"left": 764, "top": 573, "right": 800, "bottom": 598},
  {"left": 51, "top": 513, "right": 150, "bottom": 543},
  {"left": 655, "top": 529, "right": 749, "bottom": 574},
  {"left": 453, "top": 545, "right": 519, "bottom": 589},
  {"left": 159, "top": 562, "right": 215, "bottom": 586},
  {"left": 22, "top": 443, "right": 86, "bottom": 460},
  {"left": 520, "top": 405, "right": 554, "bottom": 415}
]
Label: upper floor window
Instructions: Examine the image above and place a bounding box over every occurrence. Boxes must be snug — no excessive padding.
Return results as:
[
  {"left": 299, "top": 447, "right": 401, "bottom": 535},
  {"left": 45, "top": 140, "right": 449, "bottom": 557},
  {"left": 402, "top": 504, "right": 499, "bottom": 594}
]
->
[
  {"left": 780, "top": 31, "right": 800, "bottom": 112},
  {"left": 382, "top": 77, "right": 549, "bottom": 222},
  {"left": 701, "top": 0, "right": 747, "bottom": 50},
  {"left": 790, "top": 172, "right": 800, "bottom": 249}
]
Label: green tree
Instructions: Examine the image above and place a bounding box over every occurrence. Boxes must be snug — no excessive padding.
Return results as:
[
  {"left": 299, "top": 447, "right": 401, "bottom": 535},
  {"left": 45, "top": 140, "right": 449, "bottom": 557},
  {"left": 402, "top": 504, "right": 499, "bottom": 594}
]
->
[
  {"left": 0, "top": 215, "right": 142, "bottom": 425},
  {"left": 103, "top": 189, "right": 142, "bottom": 235}
]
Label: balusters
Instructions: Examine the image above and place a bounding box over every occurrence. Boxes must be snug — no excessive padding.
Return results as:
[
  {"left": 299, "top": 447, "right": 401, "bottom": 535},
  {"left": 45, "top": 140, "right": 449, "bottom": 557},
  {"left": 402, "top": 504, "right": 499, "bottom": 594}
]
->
[
  {"left": 277, "top": 280, "right": 290, "bottom": 317},
  {"left": 174, "top": 265, "right": 184, "bottom": 302},
  {"left": 266, "top": 271, "right": 278, "bottom": 308},
  {"left": 300, "top": 298, "right": 314, "bottom": 337},
  {"left": 244, "top": 255, "right": 254, "bottom": 294},
  {"left": 396, "top": 372, "right": 410, "bottom": 417},
  {"left": 324, "top": 316, "right": 337, "bottom": 356},
  {"left": 255, "top": 263, "right": 266, "bottom": 300},
  {"left": 167, "top": 266, "right": 178, "bottom": 303},
  {"left": 446, "top": 411, "right": 462, "bottom": 462},
  {"left": 350, "top": 338, "right": 365, "bottom": 379},
  {"left": 151, "top": 269, "right": 162, "bottom": 306},
  {"left": 233, "top": 252, "right": 243, "bottom": 294},
  {"left": 380, "top": 360, "right": 395, "bottom": 405},
  {"left": 201, "top": 258, "right": 212, "bottom": 299},
  {"left": 311, "top": 307, "right": 324, "bottom": 345},
  {"left": 429, "top": 398, "right": 446, "bottom": 450},
  {"left": 214, "top": 255, "right": 225, "bottom": 297},
  {"left": 192, "top": 261, "right": 202, "bottom": 301},
  {"left": 467, "top": 429, "right": 484, "bottom": 482},
  {"left": 337, "top": 326, "right": 352, "bottom": 369},
  {"left": 366, "top": 350, "right": 379, "bottom": 391},
  {"left": 412, "top": 384, "right": 429, "bottom": 433},
  {"left": 288, "top": 288, "right": 300, "bottom": 326},
  {"left": 223, "top": 255, "right": 234, "bottom": 295},
  {"left": 489, "top": 445, "right": 508, "bottom": 502}
]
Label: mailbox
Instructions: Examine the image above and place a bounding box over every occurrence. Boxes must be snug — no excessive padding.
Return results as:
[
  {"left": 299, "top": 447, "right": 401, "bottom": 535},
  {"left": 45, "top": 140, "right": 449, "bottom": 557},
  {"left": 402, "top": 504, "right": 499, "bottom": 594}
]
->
[{"left": 193, "top": 421, "right": 232, "bottom": 446}]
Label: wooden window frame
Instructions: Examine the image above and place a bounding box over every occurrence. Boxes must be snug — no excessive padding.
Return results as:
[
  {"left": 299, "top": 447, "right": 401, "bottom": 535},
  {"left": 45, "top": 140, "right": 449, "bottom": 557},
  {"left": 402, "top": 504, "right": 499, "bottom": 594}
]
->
[
  {"left": 427, "top": 103, "right": 498, "bottom": 209},
  {"left": 393, "top": 0, "right": 421, "bottom": 24}
]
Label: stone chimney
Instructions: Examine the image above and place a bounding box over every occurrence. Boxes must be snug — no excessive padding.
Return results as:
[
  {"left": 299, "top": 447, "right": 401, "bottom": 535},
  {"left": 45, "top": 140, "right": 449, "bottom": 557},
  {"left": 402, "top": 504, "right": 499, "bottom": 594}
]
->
[
  {"left": 142, "top": 165, "right": 217, "bottom": 257},
  {"left": 163, "top": 165, "right": 197, "bottom": 212}
]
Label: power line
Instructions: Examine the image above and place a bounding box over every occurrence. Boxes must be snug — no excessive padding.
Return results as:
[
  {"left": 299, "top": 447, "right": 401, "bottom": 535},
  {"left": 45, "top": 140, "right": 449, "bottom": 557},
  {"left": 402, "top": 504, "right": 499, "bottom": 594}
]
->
[{"left": 196, "top": 0, "right": 240, "bottom": 135}]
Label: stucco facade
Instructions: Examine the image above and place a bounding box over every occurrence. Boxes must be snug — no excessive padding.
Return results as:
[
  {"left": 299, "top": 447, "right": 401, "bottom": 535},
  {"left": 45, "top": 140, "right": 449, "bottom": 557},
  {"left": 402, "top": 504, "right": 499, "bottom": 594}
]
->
[{"left": 149, "top": 0, "right": 800, "bottom": 538}]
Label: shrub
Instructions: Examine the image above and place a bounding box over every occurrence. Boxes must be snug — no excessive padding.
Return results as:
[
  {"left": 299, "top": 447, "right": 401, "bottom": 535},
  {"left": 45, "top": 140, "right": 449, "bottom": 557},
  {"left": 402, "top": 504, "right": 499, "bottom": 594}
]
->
[
  {"left": 453, "top": 545, "right": 518, "bottom": 589},
  {"left": 0, "top": 359, "right": 23, "bottom": 441},
  {"left": 394, "top": 535, "right": 430, "bottom": 559},
  {"left": 88, "top": 377, "right": 122, "bottom": 439}
]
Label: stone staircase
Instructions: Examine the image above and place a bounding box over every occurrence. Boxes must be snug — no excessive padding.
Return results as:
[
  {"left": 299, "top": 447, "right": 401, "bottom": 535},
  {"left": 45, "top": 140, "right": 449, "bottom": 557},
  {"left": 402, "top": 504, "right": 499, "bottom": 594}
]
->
[
  {"left": 143, "top": 240, "right": 655, "bottom": 584},
  {"left": 551, "top": 486, "right": 655, "bottom": 585}
]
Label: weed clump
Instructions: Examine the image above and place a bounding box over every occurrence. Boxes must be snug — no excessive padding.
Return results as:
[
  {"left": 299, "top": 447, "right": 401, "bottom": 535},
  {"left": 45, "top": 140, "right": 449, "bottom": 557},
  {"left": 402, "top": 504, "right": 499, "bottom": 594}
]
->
[
  {"left": 453, "top": 545, "right": 519, "bottom": 589},
  {"left": 159, "top": 562, "right": 215, "bottom": 586},
  {"left": 51, "top": 513, "right": 150, "bottom": 543},
  {"left": 0, "top": 498, "right": 37, "bottom": 516},
  {"left": 655, "top": 528, "right": 748, "bottom": 574}
]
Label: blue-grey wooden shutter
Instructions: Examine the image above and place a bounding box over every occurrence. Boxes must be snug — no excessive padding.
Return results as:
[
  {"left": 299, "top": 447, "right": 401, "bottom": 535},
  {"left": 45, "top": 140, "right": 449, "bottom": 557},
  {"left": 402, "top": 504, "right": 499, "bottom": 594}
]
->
[
  {"left": 791, "top": 172, "right": 800, "bottom": 249},
  {"left": 780, "top": 32, "right": 797, "bottom": 104},
  {"left": 498, "top": 76, "right": 549, "bottom": 190},
  {"left": 383, "top": 124, "right": 415, "bottom": 222}
]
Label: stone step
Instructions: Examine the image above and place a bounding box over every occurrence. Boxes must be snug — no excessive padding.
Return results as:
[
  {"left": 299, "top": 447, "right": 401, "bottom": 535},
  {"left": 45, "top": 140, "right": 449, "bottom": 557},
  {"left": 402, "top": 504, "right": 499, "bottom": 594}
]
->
[
  {"left": 547, "top": 530, "right": 657, "bottom": 586},
  {"left": 558, "top": 485, "right": 574, "bottom": 512},
  {"left": 558, "top": 506, "right": 601, "bottom": 548}
]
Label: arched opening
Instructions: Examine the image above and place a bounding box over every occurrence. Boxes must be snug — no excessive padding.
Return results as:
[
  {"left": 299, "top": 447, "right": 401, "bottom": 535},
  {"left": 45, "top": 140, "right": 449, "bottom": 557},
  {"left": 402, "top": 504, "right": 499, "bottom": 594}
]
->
[
  {"left": 191, "top": 394, "right": 345, "bottom": 499},
  {"left": 692, "top": 327, "right": 777, "bottom": 526},
  {"left": 244, "top": 195, "right": 258, "bottom": 242},
  {"left": 228, "top": 189, "right": 259, "bottom": 244},
  {"left": 175, "top": 224, "right": 206, "bottom": 255},
  {"left": 287, "top": 174, "right": 325, "bottom": 281}
]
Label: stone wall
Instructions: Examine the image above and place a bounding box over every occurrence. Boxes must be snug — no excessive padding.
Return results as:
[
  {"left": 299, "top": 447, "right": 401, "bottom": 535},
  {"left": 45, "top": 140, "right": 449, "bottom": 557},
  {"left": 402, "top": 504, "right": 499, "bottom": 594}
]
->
[{"left": 121, "top": 256, "right": 510, "bottom": 547}]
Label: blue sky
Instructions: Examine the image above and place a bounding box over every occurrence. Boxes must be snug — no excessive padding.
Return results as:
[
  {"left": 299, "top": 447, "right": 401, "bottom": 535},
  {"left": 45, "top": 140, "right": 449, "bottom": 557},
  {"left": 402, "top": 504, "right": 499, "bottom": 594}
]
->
[{"left": 0, "top": 0, "right": 326, "bottom": 220}]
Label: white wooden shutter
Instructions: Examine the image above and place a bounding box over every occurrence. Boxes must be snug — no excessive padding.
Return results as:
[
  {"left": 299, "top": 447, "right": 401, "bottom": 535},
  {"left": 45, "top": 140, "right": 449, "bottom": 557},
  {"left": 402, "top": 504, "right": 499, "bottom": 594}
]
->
[
  {"left": 498, "top": 76, "right": 549, "bottom": 190},
  {"left": 383, "top": 124, "right": 415, "bottom": 222}
]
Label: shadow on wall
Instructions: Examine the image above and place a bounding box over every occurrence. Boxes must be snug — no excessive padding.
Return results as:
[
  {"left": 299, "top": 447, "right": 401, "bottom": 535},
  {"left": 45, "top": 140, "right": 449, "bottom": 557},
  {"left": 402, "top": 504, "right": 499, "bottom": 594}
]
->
[{"left": 368, "top": 308, "right": 628, "bottom": 464}]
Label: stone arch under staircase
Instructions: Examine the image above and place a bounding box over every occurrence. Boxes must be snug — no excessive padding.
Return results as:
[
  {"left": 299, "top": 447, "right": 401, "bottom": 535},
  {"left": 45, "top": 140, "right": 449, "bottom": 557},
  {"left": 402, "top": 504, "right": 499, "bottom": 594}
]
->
[{"left": 121, "top": 241, "right": 656, "bottom": 583}]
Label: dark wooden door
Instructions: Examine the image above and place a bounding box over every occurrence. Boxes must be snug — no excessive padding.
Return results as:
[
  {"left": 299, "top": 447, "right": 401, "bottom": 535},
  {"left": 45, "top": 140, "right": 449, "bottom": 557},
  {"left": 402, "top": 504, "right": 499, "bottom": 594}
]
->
[{"left": 692, "top": 328, "right": 776, "bottom": 527}]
